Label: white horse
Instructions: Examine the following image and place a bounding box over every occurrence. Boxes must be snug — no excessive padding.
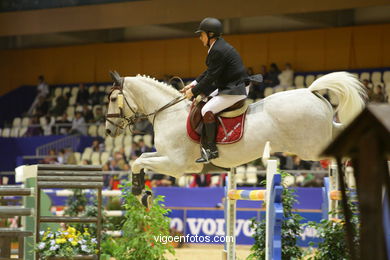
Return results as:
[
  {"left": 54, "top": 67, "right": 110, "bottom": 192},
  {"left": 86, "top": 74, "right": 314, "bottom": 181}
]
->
[{"left": 105, "top": 72, "right": 366, "bottom": 203}]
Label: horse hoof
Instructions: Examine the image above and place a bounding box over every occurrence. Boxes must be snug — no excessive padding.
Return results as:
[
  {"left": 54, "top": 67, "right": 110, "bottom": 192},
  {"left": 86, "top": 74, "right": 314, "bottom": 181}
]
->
[{"left": 142, "top": 191, "right": 153, "bottom": 208}]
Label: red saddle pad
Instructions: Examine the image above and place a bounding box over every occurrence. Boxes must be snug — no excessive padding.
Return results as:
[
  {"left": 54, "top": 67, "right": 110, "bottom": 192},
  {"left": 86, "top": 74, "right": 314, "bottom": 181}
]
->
[{"left": 186, "top": 112, "right": 246, "bottom": 144}]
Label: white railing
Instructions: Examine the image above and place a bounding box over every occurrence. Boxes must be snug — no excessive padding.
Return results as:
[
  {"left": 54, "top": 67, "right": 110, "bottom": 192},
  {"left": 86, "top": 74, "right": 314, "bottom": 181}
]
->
[{"left": 35, "top": 135, "right": 80, "bottom": 156}]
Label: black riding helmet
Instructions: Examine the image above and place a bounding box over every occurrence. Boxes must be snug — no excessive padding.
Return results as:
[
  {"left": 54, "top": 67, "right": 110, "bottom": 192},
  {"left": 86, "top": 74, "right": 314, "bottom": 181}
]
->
[{"left": 195, "top": 17, "right": 222, "bottom": 46}]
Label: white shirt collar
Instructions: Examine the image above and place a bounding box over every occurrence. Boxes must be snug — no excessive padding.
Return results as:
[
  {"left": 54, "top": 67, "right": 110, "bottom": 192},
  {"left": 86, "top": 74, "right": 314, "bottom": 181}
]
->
[{"left": 208, "top": 39, "right": 217, "bottom": 53}]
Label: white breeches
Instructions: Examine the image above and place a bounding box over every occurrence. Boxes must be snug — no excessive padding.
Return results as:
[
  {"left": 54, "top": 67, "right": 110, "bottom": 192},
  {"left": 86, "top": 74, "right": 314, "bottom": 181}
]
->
[{"left": 201, "top": 94, "right": 247, "bottom": 116}]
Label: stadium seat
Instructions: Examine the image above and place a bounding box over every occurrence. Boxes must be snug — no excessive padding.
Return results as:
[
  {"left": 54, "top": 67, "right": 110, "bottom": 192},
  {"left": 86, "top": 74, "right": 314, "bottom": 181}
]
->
[
  {"left": 235, "top": 166, "right": 246, "bottom": 185},
  {"left": 88, "top": 85, "right": 96, "bottom": 94},
  {"left": 124, "top": 145, "right": 132, "bottom": 158},
  {"left": 359, "top": 72, "right": 370, "bottom": 81},
  {"left": 143, "top": 134, "right": 153, "bottom": 147},
  {"left": 81, "top": 147, "right": 92, "bottom": 161},
  {"left": 66, "top": 106, "right": 75, "bottom": 118},
  {"left": 71, "top": 86, "right": 79, "bottom": 96},
  {"left": 91, "top": 152, "right": 101, "bottom": 165},
  {"left": 12, "top": 117, "right": 21, "bottom": 127},
  {"left": 88, "top": 125, "right": 98, "bottom": 136},
  {"left": 246, "top": 166, "right": 258, "bottom": 185},
  {"left": 54, "top": 87, "right": 62, "bottom": 97},
  {"left": 286, "top": 86, "right": 296, "bottom": 91},
  {"left": 21, "top": 117, "right": 30, "bottom": 127},
  {"left": 10, "top": 127, "right": 19, "bottom": 137},
  {"left": 274, "top": 87, "right": 284, "bottom": 93},
  {"left": 305, "top": 75, "right": 315, "bottom": 87},
  {"left": 114, "top": 135, "right": 124, "bottom": 147},
  {"left": 371, "top": 71, "right": 382, "bottom": 85},
  {"left": 0, "top": 128, "right": 2, "bottom": 136},
  {"left": 73, "top": 152, "right": 81, "bottom": 164},
  {"left": 383, "top": 71, "right": 390, "bottom": 84},
  {"left": 1, "top": 128, "right": 10, "bottom": 137},
  {"left": 99, "top": 85, "right": 105, "bottom": 92},
  {"left": 123, "top": 135, "right": 133, "bottom": 147},
  {"left": 100, "top": 152, "right": 110, "bottom": 165},
  {"left": 133, "top": 135, "right": 143, "bottom": 143},
  {"left": 177, "top": 176, "right": 189, "bottom": 187},
  {"left": 69, "top": 95, "right": 77, "bottom": 106},
  {"left": 294, "top": 75, "right": 305, "bottom": 88},
  {"left": 264, "top": 87, "right": 273, "bottom": 97},
  {"left": 104, "top": 136, "right": 114, "bottom": 149},
  {"left": 210, "top": 175, "right": 221, "bottom": 186},
  {"left": 63, "top": 87, "right": 70, "bottom": 95},
  {"left": 39, "top": 117, "right": 47, "bottom": 126},
  {"left": 315, "top": 74, "right": 324, "bottom": 79},
  {"left": 97, "top": 124, "right": 105, "bottom": 137},
  {"left": 112, "top": 145, "right": 123, "bottom": 153},
  {"left": 105, "top": 86, "right": 112, "bottom": 94},
  {"left": 19, "top": 127, "right": 27, "bottom": 137}
]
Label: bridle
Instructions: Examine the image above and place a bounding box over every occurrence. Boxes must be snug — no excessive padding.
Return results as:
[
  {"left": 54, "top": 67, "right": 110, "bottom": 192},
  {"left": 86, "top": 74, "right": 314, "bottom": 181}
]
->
[{"left": 105, "top": 83, "right": 186, "bottom": 134}]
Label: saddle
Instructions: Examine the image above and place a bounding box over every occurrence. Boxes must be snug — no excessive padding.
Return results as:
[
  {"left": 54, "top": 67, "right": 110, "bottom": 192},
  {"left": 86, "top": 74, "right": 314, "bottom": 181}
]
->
[
  {"left": 189, "top": 98, "right": 247, "bottom": 131},
  {"left": 186, "top": 74, "right": 262, "bottom": 144}
]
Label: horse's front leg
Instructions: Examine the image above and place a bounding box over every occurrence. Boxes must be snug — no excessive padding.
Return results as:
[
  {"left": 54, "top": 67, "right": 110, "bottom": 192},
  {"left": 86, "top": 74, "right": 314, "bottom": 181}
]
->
[{"left": 131, "top": 155, "right": 185, "bottom": 208}]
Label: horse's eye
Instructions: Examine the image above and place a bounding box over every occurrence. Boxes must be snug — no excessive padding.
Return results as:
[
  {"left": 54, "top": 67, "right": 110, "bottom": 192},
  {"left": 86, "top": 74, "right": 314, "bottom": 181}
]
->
[{"left": 111, "top": 97, "right": 117, "bottom": 102}]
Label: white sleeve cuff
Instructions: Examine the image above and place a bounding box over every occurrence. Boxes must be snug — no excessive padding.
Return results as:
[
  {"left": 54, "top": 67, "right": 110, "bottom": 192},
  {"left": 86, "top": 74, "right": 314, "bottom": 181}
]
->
[{"left": 191, "top": 80, "right": 198, "bottom": 86}]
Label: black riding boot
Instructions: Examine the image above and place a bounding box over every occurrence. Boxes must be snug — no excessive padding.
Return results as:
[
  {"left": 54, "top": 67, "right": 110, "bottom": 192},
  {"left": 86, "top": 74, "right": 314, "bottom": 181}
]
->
[{"left": 196, "top": 111, "right": 219, "bottom": 163}]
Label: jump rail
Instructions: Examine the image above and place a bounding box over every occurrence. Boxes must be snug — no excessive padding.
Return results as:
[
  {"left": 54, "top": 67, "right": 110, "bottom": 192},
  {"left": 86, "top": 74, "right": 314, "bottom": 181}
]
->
[{"left": 224, "top": 158, "right": 283, "bottom": 260}]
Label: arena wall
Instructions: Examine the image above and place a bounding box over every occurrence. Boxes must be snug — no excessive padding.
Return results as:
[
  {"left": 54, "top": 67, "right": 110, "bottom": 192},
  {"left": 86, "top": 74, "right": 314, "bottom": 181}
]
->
[{"left": 1, "top": 23, "right": 390, "bottom": 95}]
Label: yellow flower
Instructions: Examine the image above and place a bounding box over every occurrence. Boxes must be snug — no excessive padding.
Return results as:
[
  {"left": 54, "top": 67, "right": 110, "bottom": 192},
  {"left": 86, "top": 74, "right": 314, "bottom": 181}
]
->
[
  {"left": 68, "top": 227, "right": 76, "bottom": 234},
  {"left": 56, "top": 238, "right": 66, "bottom": 244},
  {"left": 71, "top": 241, "right": 78, "bottom": 246}
]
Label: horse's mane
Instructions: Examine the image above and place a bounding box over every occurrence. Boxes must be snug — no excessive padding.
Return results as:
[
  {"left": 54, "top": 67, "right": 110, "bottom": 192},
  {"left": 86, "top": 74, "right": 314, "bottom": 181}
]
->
[{"left": 134, "top": 74, "right": 181, "bottom": 98}]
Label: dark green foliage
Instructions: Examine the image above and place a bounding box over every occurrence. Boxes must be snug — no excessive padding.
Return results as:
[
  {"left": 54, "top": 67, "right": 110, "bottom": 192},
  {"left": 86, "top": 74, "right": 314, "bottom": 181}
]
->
[
  {"left": 306, "top": 194, "right": 360, "bottom": 260},
  {"left": 108, "top": 184, "right": 175, "bottom": 260}
]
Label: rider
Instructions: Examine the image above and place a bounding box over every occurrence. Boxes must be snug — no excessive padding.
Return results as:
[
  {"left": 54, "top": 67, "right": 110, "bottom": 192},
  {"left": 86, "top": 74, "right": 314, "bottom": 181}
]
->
[{"left": 182, "top": 17, "right": 248, "bottom": 163}]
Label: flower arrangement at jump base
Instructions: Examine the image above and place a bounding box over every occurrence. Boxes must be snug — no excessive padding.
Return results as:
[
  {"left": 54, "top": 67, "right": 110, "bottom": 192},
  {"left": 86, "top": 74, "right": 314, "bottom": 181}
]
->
[{"left": 35, "top": 226, "right": 98, "bottom": 258}]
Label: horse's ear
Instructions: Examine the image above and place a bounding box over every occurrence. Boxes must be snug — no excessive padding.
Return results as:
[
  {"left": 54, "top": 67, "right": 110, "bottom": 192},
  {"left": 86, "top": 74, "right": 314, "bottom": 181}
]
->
[{"left": 109, "top": 71, "right": 123, "bottom": 87}]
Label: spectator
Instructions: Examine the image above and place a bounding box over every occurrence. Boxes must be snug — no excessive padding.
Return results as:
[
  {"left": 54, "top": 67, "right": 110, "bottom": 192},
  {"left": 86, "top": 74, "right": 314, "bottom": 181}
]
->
[
  {"left": 89, "top": 86, "right": 103, "bottom": 106},
  {"left": 70, "top": 111, "right": 87, "bottom": 135},
  {"left": 113, "top": 151, "right": 127, "bottom": 170},
  {"left": 370, "top": 84, "right": 386, "bottom": 103},
  {"left": 57, "top": 149, "right": 66, "bottom": 164},
  {"left": 91, "top": 139, "right": 101, "bottom": 152},
  {"left": 133, "top": 119, "right": 154, "bottom": 136},
  {"left": 278, "top": 63, "right": 294, "bottom": 87},
  {"left": 362, "top": 79, "right": 373, "bottom": 97},
  {"left": 24, "top": 116, "right": 43, "bottom": 136},
  {"left": 42, "top": 149, "right": 57, "bottom": 164},
  {"left": 76, "top": 83, "right": 90, "bottom": 105},
  {"left": 190, "top": 174, "right": 212, "bottom": 187},
  {"left": 51, "top": 93, "right": 70, "bottom": 117},
  {"left": 28, "top": 75, "right": 50, "bottom": 115},
  {"left": 42, "top": 116, "right": 55, "bottom": 135},
  {"left": 55, "top": 113, "right": 72, "bottom": 135},
  {"left": 82, "top": 105, "right": 94, "bottom": 123},
  {"left": 291, "top": 155, "right": 312, "bottom": 170},
  {"left": 135, "top": 139, "right": 153, "bottom": 157},
  {"left": 93, "top": 107, "right": 105, "bottom": 123},
  {"left": 267, "top": 63, "right": 281, "bottom": 87},
  {"left": 64, "top": 147, "right": 77, "bottom": 164},
  {"left": 246, "top": 67, "right": 254, "bottom": 76},
  {"left": 129, "top": 141, "right": 140, "bottom": 161},
  {"left": 34, "top": 96, "right": 50, "bottom": 117}
]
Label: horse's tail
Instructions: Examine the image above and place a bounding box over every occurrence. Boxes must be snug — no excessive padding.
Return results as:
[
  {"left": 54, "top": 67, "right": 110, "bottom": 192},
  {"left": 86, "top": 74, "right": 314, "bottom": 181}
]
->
[{"left": 308, "top": 71, "right": 367, "bottom": 125}]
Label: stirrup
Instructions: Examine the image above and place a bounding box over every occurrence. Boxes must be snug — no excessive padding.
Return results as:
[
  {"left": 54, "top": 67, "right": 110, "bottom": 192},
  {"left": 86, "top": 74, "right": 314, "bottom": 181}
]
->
[{"left": 195, "top": 147, "right": 219, "bottom": 163}]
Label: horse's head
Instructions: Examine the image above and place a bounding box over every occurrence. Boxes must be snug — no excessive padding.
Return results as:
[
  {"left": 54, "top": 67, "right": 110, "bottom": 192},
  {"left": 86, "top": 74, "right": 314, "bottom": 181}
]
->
[{"left": 105, "top": 71, "right": 137, "bottom": 137}]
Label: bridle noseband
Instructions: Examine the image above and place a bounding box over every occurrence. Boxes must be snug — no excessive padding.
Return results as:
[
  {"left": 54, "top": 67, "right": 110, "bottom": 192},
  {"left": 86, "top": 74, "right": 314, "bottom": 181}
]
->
[{"left": 105, "top": 82, "right": 185, "bottom": 134}]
